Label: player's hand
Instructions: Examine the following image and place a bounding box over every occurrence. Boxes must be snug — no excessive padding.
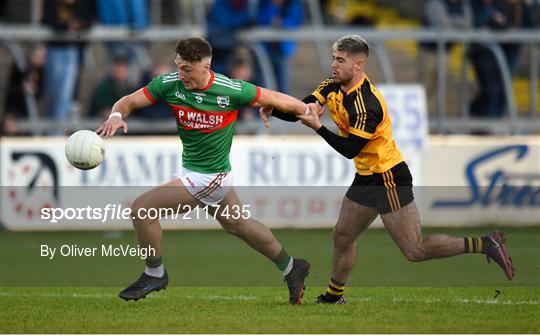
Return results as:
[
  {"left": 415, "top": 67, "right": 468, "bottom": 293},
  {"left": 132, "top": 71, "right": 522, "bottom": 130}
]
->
[
  {"left": 96, "top": 116, "right": 128, "bottom": 138},
  {"left": 297, "top": 106, "right": 323, "bottom": 130},
  {"left": 307, "top": 101, "right": 324, "bottom": 117},
  {"left": 259, "top": 106, "right": 273, "bottom": 128}
]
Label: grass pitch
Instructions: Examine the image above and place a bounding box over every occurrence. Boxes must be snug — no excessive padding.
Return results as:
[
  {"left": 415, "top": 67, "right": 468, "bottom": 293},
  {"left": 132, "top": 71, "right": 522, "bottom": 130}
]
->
[
  {"left": 1, "top": 227, "right": 539, "bottom": 333},
  {"left": 1, "top": 287, "right": 538, "bottom": 333}
]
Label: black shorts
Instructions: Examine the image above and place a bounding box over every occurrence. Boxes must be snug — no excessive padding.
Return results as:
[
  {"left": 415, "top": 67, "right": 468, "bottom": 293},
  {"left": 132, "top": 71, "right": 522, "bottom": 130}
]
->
[{"left": 345, "top": 161, "right": 414, "bottom": 214}]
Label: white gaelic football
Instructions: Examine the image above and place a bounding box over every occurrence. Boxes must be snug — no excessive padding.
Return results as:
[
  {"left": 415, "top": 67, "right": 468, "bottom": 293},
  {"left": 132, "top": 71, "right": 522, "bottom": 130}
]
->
[{"left": 65, "top": 130, "right": 105, "bottom": 170}]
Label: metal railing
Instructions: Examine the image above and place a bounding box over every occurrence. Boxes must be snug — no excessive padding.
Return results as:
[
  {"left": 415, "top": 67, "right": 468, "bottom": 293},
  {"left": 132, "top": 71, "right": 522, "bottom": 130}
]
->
[
  {"left": 238, "top": 27, "right": 540, "bottom": 134},
  {"left": 1, "top": 24, "right": 539, "bottom": 135}
]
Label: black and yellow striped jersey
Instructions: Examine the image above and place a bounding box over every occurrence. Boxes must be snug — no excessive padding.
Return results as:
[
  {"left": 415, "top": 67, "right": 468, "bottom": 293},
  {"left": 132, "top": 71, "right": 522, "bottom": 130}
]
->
[{"left": 311, "top": 75, "right": 404, "bottom": 175}]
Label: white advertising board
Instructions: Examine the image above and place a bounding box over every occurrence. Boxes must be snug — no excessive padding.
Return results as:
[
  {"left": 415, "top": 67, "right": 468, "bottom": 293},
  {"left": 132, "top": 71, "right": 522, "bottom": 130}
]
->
[{"left": 1, "top": 135, "right": 538, "bottom": 230}]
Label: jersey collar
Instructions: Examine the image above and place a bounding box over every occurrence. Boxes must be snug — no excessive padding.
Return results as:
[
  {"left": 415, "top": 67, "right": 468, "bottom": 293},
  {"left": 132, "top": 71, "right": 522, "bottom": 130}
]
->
[
  {"left": 200, "top": 70, "right": 215, "bottom": 91},
  {"left": 344, "top": 74, "right": 367, "bottom": 95}
]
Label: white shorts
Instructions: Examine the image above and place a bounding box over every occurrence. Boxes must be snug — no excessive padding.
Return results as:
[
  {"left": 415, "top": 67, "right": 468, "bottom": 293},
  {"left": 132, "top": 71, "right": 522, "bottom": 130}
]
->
[{"left": 177, "top": 168, "right": 233, "bottom": 205}]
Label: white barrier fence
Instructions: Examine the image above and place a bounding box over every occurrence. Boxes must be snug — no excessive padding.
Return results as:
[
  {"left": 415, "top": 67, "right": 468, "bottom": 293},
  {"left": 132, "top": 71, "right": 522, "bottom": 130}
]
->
[{"left": 1, "top": 135, "right": 538, "bottom": 230}]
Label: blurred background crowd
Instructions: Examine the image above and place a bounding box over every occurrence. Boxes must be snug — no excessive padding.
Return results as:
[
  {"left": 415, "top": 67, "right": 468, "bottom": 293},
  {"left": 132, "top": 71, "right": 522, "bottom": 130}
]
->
[{"left": 0, "top": 0, "right": 539, "bottom": 136}]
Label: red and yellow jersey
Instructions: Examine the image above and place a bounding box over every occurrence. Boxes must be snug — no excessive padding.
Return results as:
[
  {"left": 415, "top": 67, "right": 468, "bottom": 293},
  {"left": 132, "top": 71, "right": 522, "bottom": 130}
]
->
[{"left": 312, "top": 75, "right": 403, "bottom": 175}]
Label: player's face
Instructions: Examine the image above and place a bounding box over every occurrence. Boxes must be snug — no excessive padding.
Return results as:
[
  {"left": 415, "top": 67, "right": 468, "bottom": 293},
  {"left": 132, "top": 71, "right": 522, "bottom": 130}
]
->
[
  {"left": 175, "top": 55, "right": 210, "bottom": 90},
  {"left": 331, "top": 51, "right": 365, "bottom": 85}
]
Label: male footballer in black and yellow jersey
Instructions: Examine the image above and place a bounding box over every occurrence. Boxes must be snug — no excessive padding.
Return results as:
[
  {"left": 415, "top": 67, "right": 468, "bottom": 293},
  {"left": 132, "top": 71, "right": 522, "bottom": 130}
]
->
[{"left": 261, "top": 35, "right": 514, "bottom": 304}]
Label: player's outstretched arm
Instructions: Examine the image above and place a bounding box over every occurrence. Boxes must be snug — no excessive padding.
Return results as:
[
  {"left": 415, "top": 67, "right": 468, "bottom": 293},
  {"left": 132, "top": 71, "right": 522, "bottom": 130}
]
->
[
  {"left": 297, "top": 108, "right": 368, "bottom": 159},
  {"left": 255, "top": 87, "right": 310, "bottom": 117},
  {"left": 96, "top": 88, "right": 154, "bottom": 138},
  {"left": 259, "top": 95, "right": 324, "bottom": 128}
]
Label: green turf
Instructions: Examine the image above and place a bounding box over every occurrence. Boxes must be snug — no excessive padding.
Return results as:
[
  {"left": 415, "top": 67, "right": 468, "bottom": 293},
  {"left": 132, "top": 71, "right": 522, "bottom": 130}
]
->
[
  {"left": 1, "top": 287, "right": 539, "bottom": 333},
  {"left": 1, "top": 227, "right": 539, "bottom": 333},
  {"left": 1, "top": 227, "right": 539, "bottom": 286}
]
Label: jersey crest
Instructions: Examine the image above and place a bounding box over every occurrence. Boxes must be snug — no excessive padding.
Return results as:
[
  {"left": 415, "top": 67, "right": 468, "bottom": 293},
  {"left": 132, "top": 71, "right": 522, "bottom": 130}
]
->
[{"left": 217, "top": 96, "right": 230, "bottom": 108}]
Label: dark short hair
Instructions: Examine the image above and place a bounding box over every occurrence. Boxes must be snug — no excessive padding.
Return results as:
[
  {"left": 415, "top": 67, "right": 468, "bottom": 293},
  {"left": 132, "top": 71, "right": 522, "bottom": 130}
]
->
[
  {"left": 175, "top": 37, "right": 212, "bottom": 62},
  {"left": 332, "top": 35, "right": 369, "bottom": 57}
]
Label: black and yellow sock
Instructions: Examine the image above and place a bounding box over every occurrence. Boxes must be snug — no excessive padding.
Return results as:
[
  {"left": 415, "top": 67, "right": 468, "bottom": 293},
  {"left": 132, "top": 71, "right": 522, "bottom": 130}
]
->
[
  {"left": 324, "top": 277, "right": 345, "bottom": 302},
  {"left": 463, "top": 237, "right": 490, "bottom": 254}
]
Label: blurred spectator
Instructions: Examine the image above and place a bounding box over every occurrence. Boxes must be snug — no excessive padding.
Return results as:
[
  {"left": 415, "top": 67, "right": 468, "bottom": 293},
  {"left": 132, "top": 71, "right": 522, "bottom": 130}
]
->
[
  {"left": 89, "top": 56, "right": 134, "bottom": 120},
  {"left": 319, "top": 0, "right": 375, "bottom": 26},
  {"left": 420, "top": 0, "right": 473, "bottom": 113},
  {"left": 228, "top": 50, "right": 255, "bottom": 82},
  {"left": 3, "top": 44, "right": 46, "bottom": 119},
  {"left": 422, "top": 0, "right": 473, "bottom": 42},
  {"left": 138, "top": 62, "right": 175, "bottom": 120},
  {"left": 43, "top": 0, "right": 93, "bottom": 135},
  {"left": 95, "top": 0, "right": 150, "bottom": 85},
  {"left": 0, "top": 114, "right": 20, "bottom": 136},
  {"left": 500, "top": 0, "right": 537, "bottom": 74},
  {"left": 319, "top": 0, "right": 334, "bottom": 24},
  {"left": 468, "top": 0, "right": 536, "bottom": 119},
  {"left": 2, "top": 44, "right": 46, "bottom": 136},
  {"left": 468, "top": 0, "right": 507, "bottom": 119},
  {"left": 206, "top": 0, "right": 257, "bottom": 75},
  {"left": 227, "top": 49, "right": 259, "bottom": 122},
  {"left": 95, "top": 0, "right": 149, "bottom": 30},
  {"left": 257, "top": 0, "right": 303, "bottom": 94}
]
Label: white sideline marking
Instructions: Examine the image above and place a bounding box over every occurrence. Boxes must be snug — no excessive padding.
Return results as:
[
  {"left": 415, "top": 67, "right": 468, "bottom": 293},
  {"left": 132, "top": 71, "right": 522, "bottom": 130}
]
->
[
  {"left": 186, "top": 294, "right": 258, "bottom": 301},
  {"left": 348, "top": 296, "right": 540, "bottom": 305},
  {"left": 0, "top": 292, "right": 116, "bottom": 299},
  {"left": 0, "top": 292, "right": 165, "bottom": 299},
  {"left": 457, "top": 298, "right": 540, "bottom": 305},
  {"left": 1, "top": 292, "right": 538, "bottom": 305}
]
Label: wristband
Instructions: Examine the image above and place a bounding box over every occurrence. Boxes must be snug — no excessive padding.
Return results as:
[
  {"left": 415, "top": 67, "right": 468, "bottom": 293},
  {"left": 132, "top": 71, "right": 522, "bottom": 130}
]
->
[{"left": 108, "top": 112, "right": 122, "bottom": 120}]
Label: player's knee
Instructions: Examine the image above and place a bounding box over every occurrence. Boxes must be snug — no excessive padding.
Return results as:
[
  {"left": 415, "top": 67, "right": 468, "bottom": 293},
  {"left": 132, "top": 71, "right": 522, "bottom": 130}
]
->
[
  {"left": 403, "top": 247, "right": 427, "bottom": 262},
  {"left": 333, "top": 226, "right": 355, "bottom": 249},
  {"left": 130, "top": 196, "right": 150, "bottom": 222},
  {"left": 131, "top": 197, "right": 144, "bottom": 218},
  {"left": 219, "top": 218, "right": 244, "bottom": 236}
]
